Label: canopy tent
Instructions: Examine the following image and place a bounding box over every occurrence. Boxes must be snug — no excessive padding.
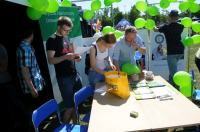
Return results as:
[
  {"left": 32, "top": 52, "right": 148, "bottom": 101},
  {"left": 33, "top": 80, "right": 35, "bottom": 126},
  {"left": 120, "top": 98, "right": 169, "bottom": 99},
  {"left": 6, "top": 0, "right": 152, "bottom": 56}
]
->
[{"left": 115, "top": 18, "right": 132, "bottom": 29}]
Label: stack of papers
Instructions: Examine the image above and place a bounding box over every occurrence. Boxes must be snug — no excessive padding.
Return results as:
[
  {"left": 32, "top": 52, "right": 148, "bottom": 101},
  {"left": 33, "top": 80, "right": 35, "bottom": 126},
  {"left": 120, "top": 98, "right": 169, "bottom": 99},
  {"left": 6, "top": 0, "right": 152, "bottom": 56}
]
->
[
  {"left": 133, "top": 87, "right": 156, "bottom": 100},
  {"left": 146, "top": 81, "right": 166, "bottom": 88},
  {"left": 130, "top": 80, "right": 165, "bottom": 89},
  {"left": 151, "top": 86, "right": 173, "bottom": 97}
]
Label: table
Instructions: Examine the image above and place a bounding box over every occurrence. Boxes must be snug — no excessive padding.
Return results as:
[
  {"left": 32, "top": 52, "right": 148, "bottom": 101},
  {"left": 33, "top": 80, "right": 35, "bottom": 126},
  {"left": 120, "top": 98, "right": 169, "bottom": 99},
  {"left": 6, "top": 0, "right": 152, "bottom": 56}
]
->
[{"left": 88, "top": 76, "right": 200, "bottom": 132}]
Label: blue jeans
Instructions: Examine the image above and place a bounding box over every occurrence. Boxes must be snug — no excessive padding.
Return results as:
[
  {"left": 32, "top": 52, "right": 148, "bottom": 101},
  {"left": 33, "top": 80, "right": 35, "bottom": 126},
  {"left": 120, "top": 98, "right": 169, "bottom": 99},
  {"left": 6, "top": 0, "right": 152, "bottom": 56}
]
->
[
  {"left": 57, "top": 73, "right": 82, "bottom": 108},
  {"left": 88, "top": 70, "right": 105, "bottom": 88},
  {"left": 167, "top": 54, "right": 184, "bottom": 86}
]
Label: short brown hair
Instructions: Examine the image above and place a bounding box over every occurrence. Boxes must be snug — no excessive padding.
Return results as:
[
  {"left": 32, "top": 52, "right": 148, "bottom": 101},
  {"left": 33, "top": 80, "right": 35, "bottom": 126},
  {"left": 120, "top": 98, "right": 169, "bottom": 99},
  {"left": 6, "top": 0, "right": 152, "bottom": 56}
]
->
[
  {"left": 125, "top": 26, "right": 137, "bottom": 34},
  {"left": 57, "top": 16, "right": 73, "bottom": 28},
  {"left": 97, "top": 33, "right": 116, "bottom": 44}
]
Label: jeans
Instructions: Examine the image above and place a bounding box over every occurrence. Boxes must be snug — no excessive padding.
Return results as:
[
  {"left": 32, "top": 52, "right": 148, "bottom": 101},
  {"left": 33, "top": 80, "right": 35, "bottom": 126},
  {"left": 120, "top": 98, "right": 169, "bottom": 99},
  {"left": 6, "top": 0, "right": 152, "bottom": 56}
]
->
[
  {"left": 88, "top": 70, "right": 105, "bottom": 88},
  {"left": 167, "top": 54, "right": 184, "bottom": 86},
  {"left": 57, "top": 73, "right": 82, "bottom": 108}
]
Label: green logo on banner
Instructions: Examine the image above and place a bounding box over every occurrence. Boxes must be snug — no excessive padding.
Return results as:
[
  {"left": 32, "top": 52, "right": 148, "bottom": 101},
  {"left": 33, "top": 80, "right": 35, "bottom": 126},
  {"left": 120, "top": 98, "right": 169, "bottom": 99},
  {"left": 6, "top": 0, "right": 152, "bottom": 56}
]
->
[{"left": 39, "top": 7, "right": 81, "bottom": 41}]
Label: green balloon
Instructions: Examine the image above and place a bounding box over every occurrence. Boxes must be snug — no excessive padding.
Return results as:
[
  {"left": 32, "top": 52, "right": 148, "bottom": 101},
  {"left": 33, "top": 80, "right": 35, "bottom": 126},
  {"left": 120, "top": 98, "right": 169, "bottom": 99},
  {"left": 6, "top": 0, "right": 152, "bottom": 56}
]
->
[
  {"left": 61, "top": 0, "right": 72, "bottom": 7},
  {"left": 169, "top": 0, "right": 177, "bottom": 2},
  {"left": 191, "top": 35, "right": 200, "bottom": 45},
  {"left": 174, "top": 71, "right": 193, "bottom": 97},
  {"left": 180, "top": 84, "right": 193, "bottom": 97},
  {"left": 160, "top": 0, "right": 170, "bottom": 9},
  {"left": 145, "top": 19, "right": 155, "bottom": 30},
  {"left": 114, "top": 30, "right": 124, "bottom": 39},
  {"left": 104, "top": 0, "right": 113, "bottom": 6},
  {"left": 192, "top": 22, "right": 200, "bottom": 33},
  {"left": 83, "top": 10, "right": 94, "bottom": 20},
  {"left": 114, "top": 0, "right": 122, "bottom": 2},
  {"left": 91, "top": 0, "right": 101, "bottom": 11},
  {"left": 187, "top": 0, "right": 195, "bottom": 2},
  {"left": 27, "top": 7, "right": 42, "bottom": 20},
  {"left": 134, "top": 18, "right": 146, "bottom": 29},
  {"left": 102, "top": 26, "right": 115, "bottom": 35},
  {"left": 147, "top": 6, "right": 159, "bottom": 16},
  {"left": 28, "top": 0, "right": 49, "bottom": 12},
  {"left": 181, "top": 17, "right": 192, "bottom": 28},
  {"left": 46, "top": 0, "right": 59, "bottom": 13},
  {"left": 173, "top": 71, "right": 191, "bottom": 86},
  {"left": 135, "top": 1, "right": 147, "bottom": 12},
  {"left": 189, "top": 3, "right": 200, "bottom": 13},
  {"left": 179, "top": 2, "right": 189, "bottom": 12},
  {"left": 181, "top": 37, "right": 193, "bottom": 47},
  {"left": 122, "top": 63, "right": 141, "bottom": 75}
]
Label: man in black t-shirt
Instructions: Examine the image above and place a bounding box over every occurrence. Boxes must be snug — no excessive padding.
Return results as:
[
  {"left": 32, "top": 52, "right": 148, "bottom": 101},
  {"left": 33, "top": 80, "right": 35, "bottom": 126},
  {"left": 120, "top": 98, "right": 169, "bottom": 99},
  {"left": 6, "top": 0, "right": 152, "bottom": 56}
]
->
[
  {"left": 46, "top": 16, "right": 82, "bottom": 123},
  {"left": 154, "top": 10, "right": 184, "bottom": 86}
]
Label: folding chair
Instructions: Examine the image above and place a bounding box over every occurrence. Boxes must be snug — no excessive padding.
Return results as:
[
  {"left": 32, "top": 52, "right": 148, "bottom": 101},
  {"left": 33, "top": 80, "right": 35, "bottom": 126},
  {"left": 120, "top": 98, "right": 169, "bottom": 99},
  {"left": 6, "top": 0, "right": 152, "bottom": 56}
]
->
[
  {"left": 74, "top": 86, "right": 94, "bottom": 124},
  {"left": 32, "top": 99, "right": 87, "bottom": 132}
]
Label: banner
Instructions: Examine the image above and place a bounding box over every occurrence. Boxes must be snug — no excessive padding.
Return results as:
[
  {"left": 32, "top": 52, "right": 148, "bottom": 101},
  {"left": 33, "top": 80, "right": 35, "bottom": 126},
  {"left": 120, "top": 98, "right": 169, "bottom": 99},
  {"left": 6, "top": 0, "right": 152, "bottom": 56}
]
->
[{"left": 39, "top": 7, "right": 81, "bottom": 41}]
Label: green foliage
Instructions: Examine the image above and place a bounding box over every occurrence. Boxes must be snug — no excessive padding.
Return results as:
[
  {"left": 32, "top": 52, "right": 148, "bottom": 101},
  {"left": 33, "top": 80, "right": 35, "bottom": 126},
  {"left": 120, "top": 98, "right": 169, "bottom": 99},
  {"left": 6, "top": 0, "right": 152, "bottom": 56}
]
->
[
  {"left": 113, "top": 7, "right": 123, "bottom": 25},
  {"left": 128, "top": 6, "right": 140, "bottom": 25},
  {"left": 153, "top": 13, "right": 168, "bottom": 25},
  {"left": 101, "top": 15, "right": 113, "bottom": 27}
]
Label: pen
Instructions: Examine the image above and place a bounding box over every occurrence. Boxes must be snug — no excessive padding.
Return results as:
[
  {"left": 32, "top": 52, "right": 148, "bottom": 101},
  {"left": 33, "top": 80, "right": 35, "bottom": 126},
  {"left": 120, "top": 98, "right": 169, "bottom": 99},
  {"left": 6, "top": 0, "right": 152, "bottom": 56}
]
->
[{"left": 159, "top": 97, "right": 173, "bottom": 101}]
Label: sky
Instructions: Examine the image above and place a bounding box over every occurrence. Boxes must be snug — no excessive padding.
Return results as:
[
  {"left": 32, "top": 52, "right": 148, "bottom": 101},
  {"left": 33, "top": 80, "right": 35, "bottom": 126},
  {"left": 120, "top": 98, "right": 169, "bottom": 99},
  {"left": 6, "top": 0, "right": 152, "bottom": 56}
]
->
[{"left": 73, "top": 0, "right": 200, "bottom": 14}]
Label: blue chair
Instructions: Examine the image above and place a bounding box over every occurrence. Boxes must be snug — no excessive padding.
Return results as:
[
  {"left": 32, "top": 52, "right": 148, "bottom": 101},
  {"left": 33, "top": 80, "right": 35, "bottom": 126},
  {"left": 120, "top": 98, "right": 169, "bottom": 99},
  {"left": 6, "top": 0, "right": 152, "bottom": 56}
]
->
[
  {"left": 32, "top": 99, "right": 87, "bottom": 132},
  {"left": 74, "top": 86, "right": 94, "bottom": 124}
]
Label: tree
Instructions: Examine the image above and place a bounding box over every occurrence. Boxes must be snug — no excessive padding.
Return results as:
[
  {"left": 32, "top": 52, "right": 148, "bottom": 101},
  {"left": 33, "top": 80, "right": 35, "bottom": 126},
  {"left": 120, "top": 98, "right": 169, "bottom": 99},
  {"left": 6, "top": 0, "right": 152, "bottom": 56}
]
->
[
  {"left": 152, "top": 13, "right": 168, "bottom": 25},
  {"left": 113, "top": 7, "right": 123, "bottom": 25},
  {"left": 101, "top": 16, "right": 113, "bottom": 27},
  {"left": 128, "top": 6, "right": 140, "bottom": 25}
]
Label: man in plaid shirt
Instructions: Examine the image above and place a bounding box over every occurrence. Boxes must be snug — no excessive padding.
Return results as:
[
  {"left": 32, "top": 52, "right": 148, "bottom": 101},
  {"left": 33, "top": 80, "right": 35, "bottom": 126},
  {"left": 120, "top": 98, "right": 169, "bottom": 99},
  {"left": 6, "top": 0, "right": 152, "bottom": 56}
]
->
[{"left": 16, "top": 28, "right": 44, "bottom": 131}]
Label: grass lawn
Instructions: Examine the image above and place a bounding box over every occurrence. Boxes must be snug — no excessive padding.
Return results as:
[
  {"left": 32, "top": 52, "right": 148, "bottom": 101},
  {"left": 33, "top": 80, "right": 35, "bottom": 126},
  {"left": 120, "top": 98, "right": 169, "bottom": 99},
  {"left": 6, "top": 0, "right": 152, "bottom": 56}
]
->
[{"left": 188, "top": 45, "right": 200, "bottom": 89}]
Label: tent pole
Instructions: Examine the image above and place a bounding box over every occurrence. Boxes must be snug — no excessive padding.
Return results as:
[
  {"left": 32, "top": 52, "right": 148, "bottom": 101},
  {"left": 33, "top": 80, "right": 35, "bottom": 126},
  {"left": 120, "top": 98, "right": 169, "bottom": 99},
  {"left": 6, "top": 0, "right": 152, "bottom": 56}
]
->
[{"left": 111, "top": 4, "right": 114, "bottom": 27}]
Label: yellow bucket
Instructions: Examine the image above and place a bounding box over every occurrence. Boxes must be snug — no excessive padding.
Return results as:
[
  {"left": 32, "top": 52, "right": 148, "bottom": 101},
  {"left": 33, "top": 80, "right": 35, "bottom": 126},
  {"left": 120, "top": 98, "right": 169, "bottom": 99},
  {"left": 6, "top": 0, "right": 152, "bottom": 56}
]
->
[{"left": 104, "top": 71, "right": 130, "bottom": 99}]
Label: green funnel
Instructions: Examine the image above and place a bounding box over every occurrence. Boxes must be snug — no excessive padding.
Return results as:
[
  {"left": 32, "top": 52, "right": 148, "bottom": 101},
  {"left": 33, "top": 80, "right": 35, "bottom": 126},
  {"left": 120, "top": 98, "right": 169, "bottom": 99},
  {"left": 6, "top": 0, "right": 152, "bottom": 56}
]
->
[{"left": 121, "top": 63, "right": 141, "bottom": 75}]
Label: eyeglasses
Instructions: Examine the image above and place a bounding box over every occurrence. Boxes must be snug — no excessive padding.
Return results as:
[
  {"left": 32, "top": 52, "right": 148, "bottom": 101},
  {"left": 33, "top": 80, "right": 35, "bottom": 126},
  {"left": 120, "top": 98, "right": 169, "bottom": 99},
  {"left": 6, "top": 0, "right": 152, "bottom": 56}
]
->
[{"left": 62, "top": 28, "right": 71, "bottom": 33}]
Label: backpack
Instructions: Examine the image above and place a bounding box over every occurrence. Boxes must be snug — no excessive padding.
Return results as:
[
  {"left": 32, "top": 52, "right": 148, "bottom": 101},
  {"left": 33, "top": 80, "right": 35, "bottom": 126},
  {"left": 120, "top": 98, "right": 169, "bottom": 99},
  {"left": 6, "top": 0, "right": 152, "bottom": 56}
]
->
[{"left": 85, "top": 45, "right": 97, "bottom": 75}]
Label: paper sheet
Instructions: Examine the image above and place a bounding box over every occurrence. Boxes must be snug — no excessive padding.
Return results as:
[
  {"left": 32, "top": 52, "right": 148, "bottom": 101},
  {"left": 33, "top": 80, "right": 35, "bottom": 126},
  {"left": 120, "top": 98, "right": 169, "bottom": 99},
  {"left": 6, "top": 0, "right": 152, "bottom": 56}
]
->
[{"left": 151, "top": 86, "right": 174, "bottom": 97}]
